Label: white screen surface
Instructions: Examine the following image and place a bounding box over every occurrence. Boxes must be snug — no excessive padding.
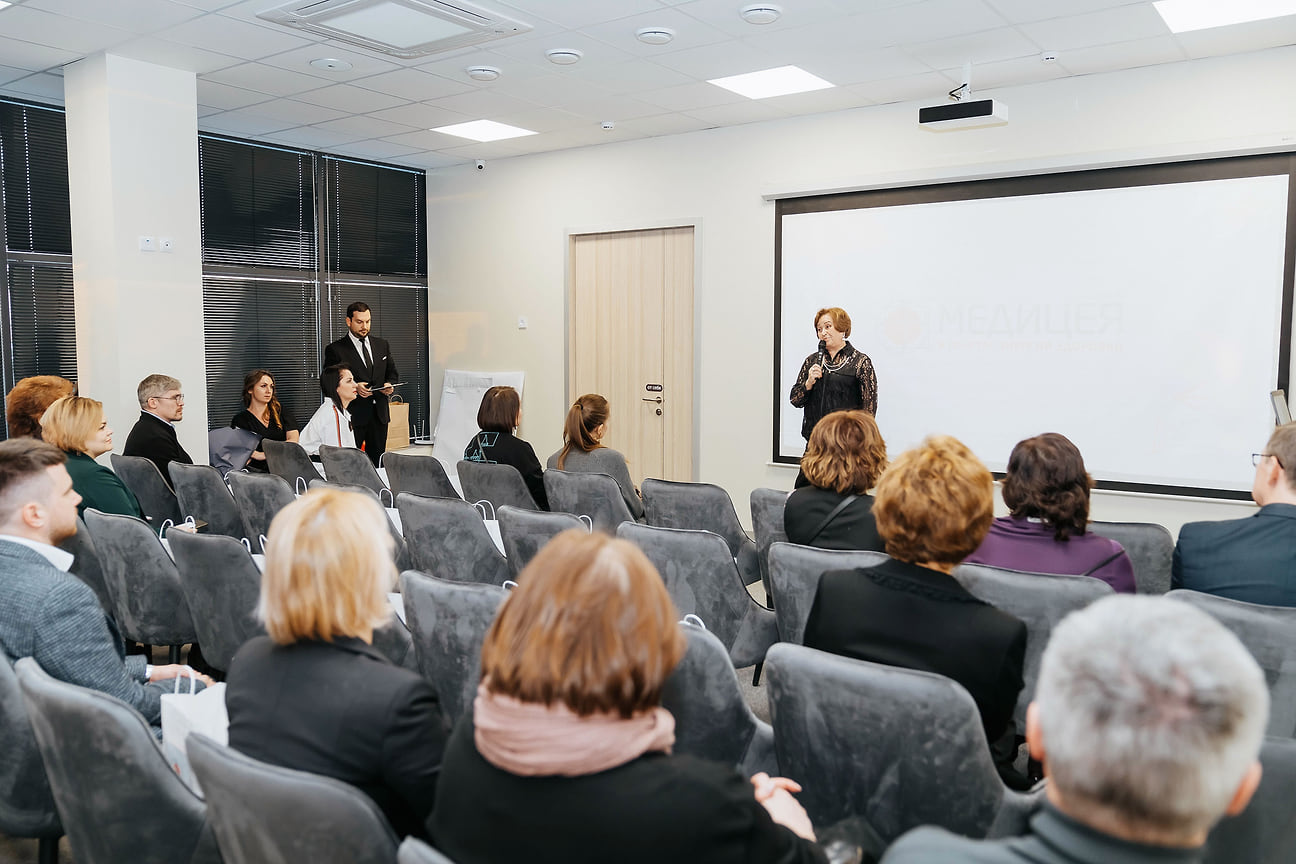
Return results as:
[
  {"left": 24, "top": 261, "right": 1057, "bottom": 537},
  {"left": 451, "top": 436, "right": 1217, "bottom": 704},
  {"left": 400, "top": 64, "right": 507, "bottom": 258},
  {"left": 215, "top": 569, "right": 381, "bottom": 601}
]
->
[{"left": 778, "top": 173, "right": 1290, "bottom": 494}]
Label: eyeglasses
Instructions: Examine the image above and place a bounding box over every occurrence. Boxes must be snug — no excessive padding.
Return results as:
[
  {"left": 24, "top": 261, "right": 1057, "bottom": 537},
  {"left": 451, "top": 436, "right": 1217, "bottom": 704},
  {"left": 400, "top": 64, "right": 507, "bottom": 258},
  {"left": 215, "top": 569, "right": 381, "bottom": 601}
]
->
[
  {"left": 1253, "top": 452, "right": 1284, "bottom": 469},
  {"left": 154, "top": 394, "right": 185, "bottom": 405}
]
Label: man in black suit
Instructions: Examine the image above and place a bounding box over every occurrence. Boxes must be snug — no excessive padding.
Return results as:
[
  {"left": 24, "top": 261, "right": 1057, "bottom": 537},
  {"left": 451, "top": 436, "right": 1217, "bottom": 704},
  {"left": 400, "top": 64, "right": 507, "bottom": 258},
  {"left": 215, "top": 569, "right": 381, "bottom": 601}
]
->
[
  {"left": 122, "top": 373, "right": 193, "bottom": 485},
  {"left": 323, "top": 302, "right": 398, "bottom": 466}
]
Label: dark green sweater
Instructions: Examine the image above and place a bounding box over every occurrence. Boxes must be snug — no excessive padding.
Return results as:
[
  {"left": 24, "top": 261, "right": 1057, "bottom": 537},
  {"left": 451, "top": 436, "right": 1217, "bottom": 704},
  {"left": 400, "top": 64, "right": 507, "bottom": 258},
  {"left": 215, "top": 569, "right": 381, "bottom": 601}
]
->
[{"left": 64, "top": 450, "right": 143, "bottom": 519}]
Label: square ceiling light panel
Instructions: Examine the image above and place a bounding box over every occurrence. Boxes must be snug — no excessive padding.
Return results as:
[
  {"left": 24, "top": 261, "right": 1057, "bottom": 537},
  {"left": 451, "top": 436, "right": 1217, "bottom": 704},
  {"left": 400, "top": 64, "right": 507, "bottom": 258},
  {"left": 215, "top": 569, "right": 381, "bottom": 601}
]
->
[
  {"left": 1153, "top": 0, "right": 1296, "bottom": 32},
  {"left": 259, "top": 0, "right": 531, "bottom": 58},
  {"left": 432, "top": 120, "right": 536, "bottom": 142},
  {"left": 708, "top": 65, "right": 834, "bottom": 100}
]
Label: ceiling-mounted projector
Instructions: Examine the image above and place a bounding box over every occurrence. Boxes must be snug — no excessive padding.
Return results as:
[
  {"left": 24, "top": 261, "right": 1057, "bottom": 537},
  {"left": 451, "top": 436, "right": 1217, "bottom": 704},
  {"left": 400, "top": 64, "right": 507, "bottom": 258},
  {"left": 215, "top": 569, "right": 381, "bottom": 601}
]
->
[{"left": 918, "top": 98, "right": 1007, "bottom": 131}]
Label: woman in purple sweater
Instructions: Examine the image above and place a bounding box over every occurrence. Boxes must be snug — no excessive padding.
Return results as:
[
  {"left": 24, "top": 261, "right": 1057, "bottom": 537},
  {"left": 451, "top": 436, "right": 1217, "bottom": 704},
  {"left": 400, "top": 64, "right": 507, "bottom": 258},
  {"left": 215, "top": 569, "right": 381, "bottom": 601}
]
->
[{"left": 966, "top": 433, "right": 1135, "bottom": 592}]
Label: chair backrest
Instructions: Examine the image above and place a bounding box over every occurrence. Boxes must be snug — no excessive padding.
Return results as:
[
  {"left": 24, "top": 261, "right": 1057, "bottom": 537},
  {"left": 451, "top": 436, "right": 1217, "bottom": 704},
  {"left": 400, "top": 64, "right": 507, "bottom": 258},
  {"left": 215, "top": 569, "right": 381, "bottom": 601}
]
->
[
  {"left": 457, "top": 460, "right": 539, "bottom": 513},
  {"left": 544, "top": 469, "right": 633, "bottom": 533},
  {"left": 384, "top": 452, "right": 459, "bottom": 500},
  {"left": 767, "top": 542, "right": 890, "bottom": 644},
  {"left": 320, "top": 445, "right": 388, "bottom": 496},
  {"left": 82, "top": 509, "right": 198, "bottom": 647},
  {"left": 953, "top": 562, "right": 1114, "bottom": 733},
  {"left": 765, "top": 643, "right": 1031, "bottom": 843},
  {"left": 308, "top": 481, "right": 409, "bottom": 569},
  {"left": 0, "top": 649, "right": 60, "bottom": 842},
  {"left": 400, "top": 570, "right": 507, "bottom": 722},
  {"left": 398, "top": 837, "right": 459, "bottom": 864},
  {"left": 1086, "top": 520, "right": 1173, "bottom": 595},
  {"left": 187, "top": 734, "right": 397, "bottom": 864},
  {"left": 496, "top": 505, "right": 583, "bottom": 579},
  {"left": 227, "top": 471, "right": 296, "bottom": 552},
  {"left": 750, "top": 487, "right": 790, "bottom": 590},
  {"left": 169, "top": 462, "right": 245, "bottom": 540},
  {"left": 661, "top": 624, "right": 776, "bottom": 776},
  {"left": 167, "top": 530, "right": 266, "bottom": 673},
  {"left": 1203, "top": 736, "right": 1296, "bottom": 864},
  {"left": 15, "top": 658, "right": 220, "bottom": 864},
  {"left": 397, "top": 493, "right": 508, "bottom": 586},
  {"left": 261, "top": 439, "right": 319, "bottom": 492},
  {"left": 643, "top": 478, "right": 762, "bottom": 587},
  {"left": 1167, "top": 589, "right": 1296, "bottom": 737},
  {"left": 60, "top": 515, "right": 115, "bottom": 614},
  {"left": 110, "top": 453, "right": 182, "bottom": 526}
]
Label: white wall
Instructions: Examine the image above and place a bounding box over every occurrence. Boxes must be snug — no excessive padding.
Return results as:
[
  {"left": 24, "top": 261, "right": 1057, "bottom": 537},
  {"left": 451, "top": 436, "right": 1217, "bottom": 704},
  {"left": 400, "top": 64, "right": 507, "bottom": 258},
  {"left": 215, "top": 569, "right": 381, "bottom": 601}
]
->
[{"left": 426, "top": 47, "right": 1296, "bottom": 537}]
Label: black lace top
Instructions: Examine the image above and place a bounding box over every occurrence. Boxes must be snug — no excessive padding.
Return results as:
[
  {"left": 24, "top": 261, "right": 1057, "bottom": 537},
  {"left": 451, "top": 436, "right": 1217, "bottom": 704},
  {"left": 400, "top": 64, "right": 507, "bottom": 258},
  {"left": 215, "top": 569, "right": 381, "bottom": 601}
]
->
[{"left": 789, "top": 341, "right": 877, "bottom": 440}]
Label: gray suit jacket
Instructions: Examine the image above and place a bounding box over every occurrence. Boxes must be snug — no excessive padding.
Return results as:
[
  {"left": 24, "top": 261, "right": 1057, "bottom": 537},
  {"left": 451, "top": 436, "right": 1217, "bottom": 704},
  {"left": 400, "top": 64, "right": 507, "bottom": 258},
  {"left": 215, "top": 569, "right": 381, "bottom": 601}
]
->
[
  {"left": 0, "top": 539, "right": 171, "bottom": 726},
  {"left": 1171, "top": 503, "right": 1296, "bottom": 607}
]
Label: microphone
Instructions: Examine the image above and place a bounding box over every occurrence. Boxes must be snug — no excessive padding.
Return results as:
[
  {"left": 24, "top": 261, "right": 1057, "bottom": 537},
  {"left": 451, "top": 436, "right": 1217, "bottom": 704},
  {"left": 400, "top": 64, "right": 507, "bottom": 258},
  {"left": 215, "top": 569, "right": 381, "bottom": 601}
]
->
[{"left": 817, "top": 339, "right": 827, "bottom": 368}]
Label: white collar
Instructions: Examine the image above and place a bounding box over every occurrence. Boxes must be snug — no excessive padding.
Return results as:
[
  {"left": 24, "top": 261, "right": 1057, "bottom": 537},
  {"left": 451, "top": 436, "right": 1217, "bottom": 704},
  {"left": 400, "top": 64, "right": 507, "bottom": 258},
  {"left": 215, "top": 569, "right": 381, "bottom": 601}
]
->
[
  {"left": 348, "top": 332, "right": 370, "bottom": 354},
  {"left": 0, "top": 535, "right": 74, "bottom": 571},
  {"left": 142, "top": 409, "right": 175, "bottom": 428}
]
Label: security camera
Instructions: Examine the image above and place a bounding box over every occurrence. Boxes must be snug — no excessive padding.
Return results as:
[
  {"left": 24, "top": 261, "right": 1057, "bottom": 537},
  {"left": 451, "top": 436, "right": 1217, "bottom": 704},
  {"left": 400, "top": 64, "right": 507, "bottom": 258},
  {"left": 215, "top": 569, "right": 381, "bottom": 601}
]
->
[{"left": 475, "top": 159, "right": 485, "bottom": 170}]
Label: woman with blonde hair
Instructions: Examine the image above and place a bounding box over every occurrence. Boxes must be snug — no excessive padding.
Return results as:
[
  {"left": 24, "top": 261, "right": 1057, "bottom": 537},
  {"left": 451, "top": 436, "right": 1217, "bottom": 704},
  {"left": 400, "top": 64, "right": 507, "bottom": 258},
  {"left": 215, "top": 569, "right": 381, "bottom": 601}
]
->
[
  {"left": 431, "top": 529, "right": 824, "bottom": 863},
  {"left": 40, "top": 395, "right": 142, "bottom": 518},
  {"left": 545, "top": 393, "right": 643, "bottom": 520},
  {"left": 224, "top": 488, "right": 444, "bottom": 838},
  {"left": 784, "top": 410, "right": 887, "bottom": 550}
]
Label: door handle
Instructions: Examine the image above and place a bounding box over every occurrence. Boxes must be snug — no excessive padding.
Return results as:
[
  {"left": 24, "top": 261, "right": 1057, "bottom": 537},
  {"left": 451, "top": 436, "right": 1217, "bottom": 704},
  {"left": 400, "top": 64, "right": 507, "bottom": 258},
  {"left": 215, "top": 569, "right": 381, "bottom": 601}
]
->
[{"left": 642, "top": 396, "right": 663, "bottom": 404}]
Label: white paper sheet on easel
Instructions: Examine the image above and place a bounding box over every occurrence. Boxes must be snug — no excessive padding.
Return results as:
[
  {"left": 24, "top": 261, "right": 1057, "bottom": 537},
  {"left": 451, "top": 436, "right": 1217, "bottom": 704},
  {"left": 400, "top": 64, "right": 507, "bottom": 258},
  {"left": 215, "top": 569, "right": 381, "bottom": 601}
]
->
[{"left": 432, "top": 370, "right": 526, "bottom": 488}]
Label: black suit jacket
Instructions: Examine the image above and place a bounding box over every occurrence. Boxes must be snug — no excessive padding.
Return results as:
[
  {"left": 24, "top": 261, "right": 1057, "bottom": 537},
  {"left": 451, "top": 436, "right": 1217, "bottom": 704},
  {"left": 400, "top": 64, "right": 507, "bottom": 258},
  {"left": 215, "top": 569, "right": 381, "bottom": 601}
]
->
[
  {"left": 784, "top": 486, "right": 884, "bottom": 551},
  {"left": 1171, "top": 503, "right": 1296, "bottom": 607},
  {"left": 324, "top": 334, "right": 398, "bottom": 426},
  {"left": 122, "top": 412, "right": 193, "bottom": 484},
  {"left": 225, "top": 635, "right": 444, "bottom": 839}
]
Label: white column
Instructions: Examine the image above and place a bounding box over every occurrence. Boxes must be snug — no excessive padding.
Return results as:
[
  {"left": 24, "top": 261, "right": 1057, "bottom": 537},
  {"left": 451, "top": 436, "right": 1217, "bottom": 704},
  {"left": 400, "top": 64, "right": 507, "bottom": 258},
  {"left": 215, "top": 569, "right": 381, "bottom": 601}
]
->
[{"left": 63, "top": 53, "right": 207, "bottom": 463}]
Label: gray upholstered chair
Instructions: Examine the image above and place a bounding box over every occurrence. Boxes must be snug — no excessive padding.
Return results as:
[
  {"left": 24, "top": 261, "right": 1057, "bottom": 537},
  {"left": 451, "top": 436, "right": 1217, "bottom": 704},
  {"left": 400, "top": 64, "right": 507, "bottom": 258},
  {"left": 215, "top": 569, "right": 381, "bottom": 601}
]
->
[
  {"left": 496, "top": 504, "right": 584, "bottom": 579},
  {"left": 60, "top": 515, "right": 114, "bottom": 614},
  {"left": 307, "top": 480, "right": 410, "bottom": 571},
  {"left": 1202, "top": 736, "right": 1296, "bottom": 864},
  {"left": 110, "top": 453, "right": 182, "bottom": 526},
  {"left": 457, "top": 459, "right": 540, "bottom": 514},
  {"left": 167, "top": 530, "right": 265, "bottom": 673},
  {"left": 227, "top": 470, "right": 296, "bottom": 551},
  {"left": 169, "top": 462, "right": 246, "bottom": 540},
  {"left": 953, "top": 562, "right": 1113, "bottom": 734},
  {"left": 400, "top": 570, "right": 507, "bottom": 722},
  {"left": 384, "top": 452, "right": 459, "bottom": 499},
  {"left": 0, "top": 650, "right": 61, "bottom": 864},
  {"left": 320, "top": 444, "right": 389, "bottom": 498},
  {"left": 1086, "top": 520, "right": 1174, "bottom": 595},
  {"left": 397, "top": 492, "right": 508, "bottom": 586},
  {"left": 187, "top": 733, "right": 398, "bottom": 864},
  {"left": 764, "top": 643, "right": 1040, "bottom": 844},
  {"left": 545, "top": 469, "right": 634, "bottom": 533},
  {"left": 15, "top": 658, "right": 221, "bottom": 864},
  {"left": 82, "top": 509, "right": 198, "bottom": 663},
  {"left": 642, "top": 478, "right": 762, "bottom": 588},
  {"left": 749, "top": 487, "right": 790, "bottom": 593},
  {"left": 617, "top": 523, "right": 777, "bottom": 671},
  {"left": 398, "top": 837, "right": 460, "bottom": 864},
  {"left": 766, "top": 542, "right": 889, "bottom": 644},
  {"left": 262, "top": 438, "right": 319, "bottom": 492},
  {"left": 1167, "top": 589, "right": 1296, "bottom": 737},
  {"left": 661, "top": 622, "right": 776, "bottom": 776}
]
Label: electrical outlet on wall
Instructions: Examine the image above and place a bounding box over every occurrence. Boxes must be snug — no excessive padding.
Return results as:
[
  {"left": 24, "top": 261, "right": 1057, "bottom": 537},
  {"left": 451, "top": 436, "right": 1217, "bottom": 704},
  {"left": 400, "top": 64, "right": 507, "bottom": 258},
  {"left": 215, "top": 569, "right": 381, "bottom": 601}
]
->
[
  {"left": 159, "top": 237, "right": 174, "bottom": 253},
  {"left": 139, "top": 235, "right": 156, "bottom": 252}
]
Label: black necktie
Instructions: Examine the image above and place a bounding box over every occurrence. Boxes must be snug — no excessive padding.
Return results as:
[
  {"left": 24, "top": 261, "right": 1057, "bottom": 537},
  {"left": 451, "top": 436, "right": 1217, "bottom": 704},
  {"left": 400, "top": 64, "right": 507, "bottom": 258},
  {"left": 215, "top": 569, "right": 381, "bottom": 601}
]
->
[{"left": 361, "top": 339, "right": 373, "bottom": 375}]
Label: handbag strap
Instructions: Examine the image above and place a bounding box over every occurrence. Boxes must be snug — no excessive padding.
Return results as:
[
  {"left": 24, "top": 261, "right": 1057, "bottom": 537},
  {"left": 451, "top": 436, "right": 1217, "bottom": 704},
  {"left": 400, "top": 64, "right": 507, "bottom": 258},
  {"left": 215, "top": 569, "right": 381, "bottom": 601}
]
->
[
  {"left": 334, "top": 406, "right": 342, "bottom": 445},
  {"left": 1083, "top": 549, "right": 1124, "bottom": 578},
  {"left": 807, "top": 495, "right": 860, "bottom": 544}
]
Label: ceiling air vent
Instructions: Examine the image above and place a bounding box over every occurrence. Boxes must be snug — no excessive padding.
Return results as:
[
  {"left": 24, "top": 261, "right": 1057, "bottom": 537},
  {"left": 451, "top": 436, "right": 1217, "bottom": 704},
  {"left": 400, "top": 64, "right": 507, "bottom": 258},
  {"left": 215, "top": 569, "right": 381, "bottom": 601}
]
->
[{"left": 258, "top": 0, "right": 531, "bottom": 59}]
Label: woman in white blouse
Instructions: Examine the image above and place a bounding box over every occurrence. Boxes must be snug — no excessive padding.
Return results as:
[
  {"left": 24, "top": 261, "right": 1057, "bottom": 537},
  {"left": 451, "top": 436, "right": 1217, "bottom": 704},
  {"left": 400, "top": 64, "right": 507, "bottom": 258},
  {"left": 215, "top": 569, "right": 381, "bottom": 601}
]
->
[{"left": 299, "top": 363, "right": 359, "bottom": 455}]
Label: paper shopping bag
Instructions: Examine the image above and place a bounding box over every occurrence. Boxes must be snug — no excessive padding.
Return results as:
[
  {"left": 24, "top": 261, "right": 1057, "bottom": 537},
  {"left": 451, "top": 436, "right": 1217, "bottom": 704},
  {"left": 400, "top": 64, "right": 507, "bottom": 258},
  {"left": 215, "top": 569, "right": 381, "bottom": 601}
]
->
[{"left": 161, "top": 674, "right": 228, "bottom": 795}]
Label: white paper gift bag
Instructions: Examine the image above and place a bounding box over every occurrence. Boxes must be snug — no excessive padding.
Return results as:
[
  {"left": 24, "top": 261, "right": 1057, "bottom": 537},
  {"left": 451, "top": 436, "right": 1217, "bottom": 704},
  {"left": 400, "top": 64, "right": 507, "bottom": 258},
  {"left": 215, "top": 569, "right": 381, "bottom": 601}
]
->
[{"left": 161, "top": 672, "right": 228, "bottom": 795}]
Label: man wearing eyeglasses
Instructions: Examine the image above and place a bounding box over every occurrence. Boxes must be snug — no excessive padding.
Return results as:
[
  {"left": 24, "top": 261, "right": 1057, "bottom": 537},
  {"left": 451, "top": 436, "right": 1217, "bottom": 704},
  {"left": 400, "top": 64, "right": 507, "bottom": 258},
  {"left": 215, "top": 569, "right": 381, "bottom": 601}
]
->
[
  {"left": 1171, "top": 423, "right": 1296, "bottom": 606},
  {"left": 123, "top": 374, "right": 194, "bottom": 485}
]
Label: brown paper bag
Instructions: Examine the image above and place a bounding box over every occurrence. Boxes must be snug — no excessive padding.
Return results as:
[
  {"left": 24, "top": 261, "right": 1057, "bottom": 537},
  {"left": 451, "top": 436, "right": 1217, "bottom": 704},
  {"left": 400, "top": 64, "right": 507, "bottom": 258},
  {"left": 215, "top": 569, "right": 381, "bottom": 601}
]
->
[{"left": 387, "top": 400, "right": 410, "bottom": 451}]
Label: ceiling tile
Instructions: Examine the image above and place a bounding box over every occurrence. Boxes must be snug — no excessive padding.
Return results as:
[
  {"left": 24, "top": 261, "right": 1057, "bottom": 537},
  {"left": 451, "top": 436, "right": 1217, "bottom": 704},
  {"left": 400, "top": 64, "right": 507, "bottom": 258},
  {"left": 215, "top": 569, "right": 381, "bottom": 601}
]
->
[
  {"left": 257, "top": 43, "right": 403, "bottom": 82},
  {"left": 614, "top": 111, "right": 712, "bottom": 137},
  {"left": 494, "top": 0, "right": 663, "bottom": 31},
  {"left": 843, "top": 0, "right": 1009, "bottom": 48},
  {"left": 200, "top": 109, "right": 296, "bottom": 137},
  {"left": 847, "top": 70, "right": 960, "bottom": 105},
  {"left": 157, "top": 12, "right": 316, "bottom": 61},
  {"left": 683, "top": 99, "right": 788, "bottom": 127},
  {"left": 196, "top": 78, "right": 273, "bottom": 110},
  {"left": 333, "top": 138, "right": 424, "bottom": 161},
  {"left": 646, "top": 37, "right": 774, "bottom": 79},
  {"left": 427, "top": 88, "right": 543, "bottom": 119},
  {"left": 0, "top": 64, "right": 33, "bottom": 86},
  {"left": 985, "top": 0, "right": 1141, "bottom": 25},
  {"left": 906, "top": 27, "right": 1043, "bottom": 70},
  {"left": 1175, "top": 18, "right": 1296, "bottom": 61},
  {"left": 557, "top": 94, "right": 665, "bottom": 122},
  {"left": 291, "top": 82, "right": 409, "bottom": 113},
  {"left": 491, "top": 106, "right": 588, "bottom": 134},
  {"left": 486, "top": 29, "right": 640, "bottom": 67},
  {"left": 763, "top": 87, "right": 876, "bottom": 117},
  {"left": 262, "top": 125, "right": 367, "bottom": 150},
  {"left": 937, "top": 54, "right": 1070, "bottom": 91},
  {"left": 557, "top": 59, "right": 694, "bottom": 92},
  {"left": 1056, "top": 35, "right": 1187, "bottom": 76},
  {"left": 350, "top": 67, "right": 474, "bottom": 102},
  {"left": 0, "top": 35, "right": 81, "bottom": 72},
  {"left": 1, "top": 71, "right": 65, "bottom": 101},
  {"left": 1016, "top": 4, "right": 1169, "bottom": 52},
  {"left": 673, "top": 0, "right": 873, "bottom": 39},
  {"left": 24, "top": 0, "right": 205, "bottom": 31},
  {"left": 368, "top": 102, "right": 474, "bottom": 129},
  {"left": 111, "top": 37, "right": 242, "bottom": 75},
  {"left": 0, "top": 7, "right": 135, "bottom": 55},
  {"left": 383, "top": 127, "right": 479, "bottom": 151},
  {"left": 204, "top": 61, "right": 328, "bottom": 97},
  {"left": 576, "top": 6, "right": 732, "bottom": 57},
  {"left": 312, "top": 114, "right": 420, "bottom": 138},
  {"left": 637, "top": 80, "right": 746, "bottom": 111},
  {"left": 254, "top": 98, "right": 350, "bottom": 125}
]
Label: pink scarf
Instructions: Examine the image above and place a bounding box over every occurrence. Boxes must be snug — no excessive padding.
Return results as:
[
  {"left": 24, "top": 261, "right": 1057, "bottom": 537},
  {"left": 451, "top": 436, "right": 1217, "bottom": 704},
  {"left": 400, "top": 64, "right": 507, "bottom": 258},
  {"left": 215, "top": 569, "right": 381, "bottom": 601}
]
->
[{"left": 473, "top": 683, "right": 675, "bottom": 777}]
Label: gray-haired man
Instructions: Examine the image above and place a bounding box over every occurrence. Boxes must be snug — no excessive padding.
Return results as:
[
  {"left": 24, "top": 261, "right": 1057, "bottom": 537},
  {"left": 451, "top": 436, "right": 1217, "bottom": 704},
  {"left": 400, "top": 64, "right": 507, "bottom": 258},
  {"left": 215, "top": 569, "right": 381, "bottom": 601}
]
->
[
  {"left": 882, "top": 595, "right": 1267, "bottom": 863},
  {"left": 123, "top": 373, "right": 194, "bottom": 484}
]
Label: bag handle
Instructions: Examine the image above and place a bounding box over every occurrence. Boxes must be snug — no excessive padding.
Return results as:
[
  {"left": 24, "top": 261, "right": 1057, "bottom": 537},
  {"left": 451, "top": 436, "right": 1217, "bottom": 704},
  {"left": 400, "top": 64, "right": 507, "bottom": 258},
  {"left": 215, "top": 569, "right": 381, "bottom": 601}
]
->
[
  {"left": 172, "top": 667, "right": 198, "bottom": 694},
  {"left": 806, "top": 495, "right": 861, "bottom": 544}
]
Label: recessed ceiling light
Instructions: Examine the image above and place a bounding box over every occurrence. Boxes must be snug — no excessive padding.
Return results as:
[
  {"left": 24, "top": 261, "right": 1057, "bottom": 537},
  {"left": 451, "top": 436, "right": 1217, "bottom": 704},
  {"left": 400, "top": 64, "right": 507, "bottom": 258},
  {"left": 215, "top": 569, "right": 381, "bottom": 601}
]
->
[
  {"left": 740, "top": 4, "right": 782, "bottom": 25},
  {"left": 466, "top": 65, "right": 501, "bottom": 81},
  {"left": 708, "top": 65, "right": 833, "bottom": 100},
  {"left": 1153, "top": 0, "right": 1296, "bottom": 32},
  {"left": 431, "top": 120, "right": 537, "bottom": 142},
  {"left": 310, "top": 57, "right": 353, "bottom": 71},
  {"left": 636, "top": 27, "right": 675, "bottom": 45},
  {"left": 545, "top": 48, "right": 583, "bottom": 65}
]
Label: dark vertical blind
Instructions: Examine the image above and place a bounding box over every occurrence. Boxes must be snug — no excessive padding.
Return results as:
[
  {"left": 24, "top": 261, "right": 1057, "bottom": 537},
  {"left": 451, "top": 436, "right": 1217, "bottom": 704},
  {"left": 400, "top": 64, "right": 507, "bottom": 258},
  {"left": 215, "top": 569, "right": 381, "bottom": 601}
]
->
[
  {"left": 0, "top": 101, "right": 72, "bottom": 254},
  {"left": 324, "top": 157, "right": 425, "bottom": 276},
  {"left": 200, "top": 137, "right": 316, "bottom": 269}
]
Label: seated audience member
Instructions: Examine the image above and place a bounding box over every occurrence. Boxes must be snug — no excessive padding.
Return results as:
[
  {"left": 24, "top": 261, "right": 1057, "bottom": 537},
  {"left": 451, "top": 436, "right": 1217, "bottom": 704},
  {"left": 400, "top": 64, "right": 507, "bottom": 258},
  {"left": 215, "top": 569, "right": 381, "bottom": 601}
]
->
[
  {"left": 230, "top": 369, "right": 299, "bottom": 472},
  {"left": 1172, "top": 422, "right": 1296, "bottom": 606},
  {"left": 882, "top": 594, "right": 1268, "bottom": 863},
  {"left": 123, "top": 373, "right": 193, "bottom": 484},
  {"left": 40, "top": 396, "right": 142, "bottom": 519},
  {"left": 784, "top": 410, "right": 887, "bottom": 550},
  {"left": 5, "top": 375, "right": 75, "bottom": 440},
  {"left": 965, "top": 433, "right": 1134, "bottom": 592},
  {"left": 431, "top": 529, "right": 825, "bottom": 863},
  {"left": 464, "top": 385, "right": 549, "bottom": 510},
  {"left": 803, "top": 435, "right": 1029, "bottom": 788},
  {"left": 298, "top": 364, "right": 358, "bottom": 456},
  {"left": 545, "top": 393, "right": 644, "bottom": 521},
  {"left": 225, "top": 488, "right": 443, "bottom": 839},
  {"left": 0, "top": 439, "right": 207, "bottom": 733}
]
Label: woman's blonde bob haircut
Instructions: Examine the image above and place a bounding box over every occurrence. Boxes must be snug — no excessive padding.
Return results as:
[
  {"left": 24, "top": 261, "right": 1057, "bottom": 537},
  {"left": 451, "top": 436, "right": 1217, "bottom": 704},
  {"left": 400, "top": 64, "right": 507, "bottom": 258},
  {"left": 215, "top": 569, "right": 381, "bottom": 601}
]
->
[
  {"left": 40, "top": 396, "right": 103, "bottom": 454},
  {"left": 480, "top": 529, "right": 685, "bottom": 718},
  {"left": 258, "top": 488, "right": 395, "bottom": 645},
  {"left": 801, "top": 410, "right": 888, "bottom": 495}
]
